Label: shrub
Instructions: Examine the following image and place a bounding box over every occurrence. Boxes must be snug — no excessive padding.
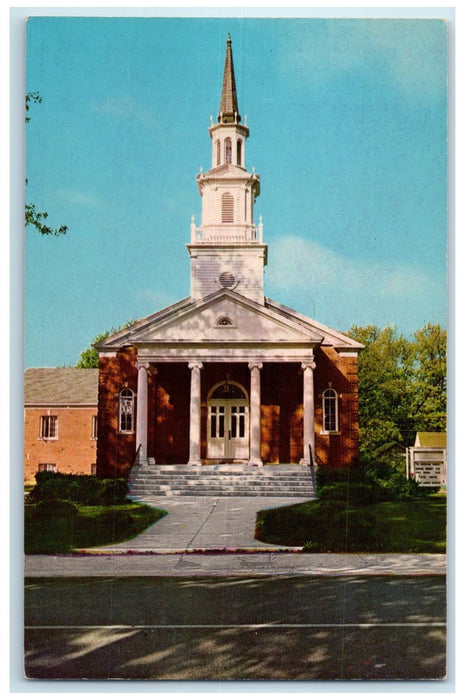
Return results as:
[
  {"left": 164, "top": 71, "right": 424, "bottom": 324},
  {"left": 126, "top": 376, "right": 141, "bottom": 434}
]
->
[
  {"left": 319, "top": 482, "right": 373, "bottom": 506},
  {"left": 30, "top": 472, "right": 128, "bottom": 505},
  {"left": 97, "top": 478, "right": 128, "bottom": 505},
  {"left": 315, "top": 463, "right": 365, "bottom": 497},
  {"left": 316, "top": 460, "right": 439, "bottom": 504}
]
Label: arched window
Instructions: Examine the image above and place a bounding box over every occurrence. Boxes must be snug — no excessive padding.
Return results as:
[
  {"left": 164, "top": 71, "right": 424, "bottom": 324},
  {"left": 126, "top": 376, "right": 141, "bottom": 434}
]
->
[
  {"left": 225, "top": 138, "right": 232, "bottom": 164},
  {"left": 211, "top": 382, "right": 246, "bottom": 400},
  {"left": 322, "top": 388, "right": 338, "bottom": 433},
  {"left": 236, "top": 139, "right": 242, "bottom": 166},
  {"left": 119, "top": 388, "right": 134, "bottom": 433},
  {"left": 221, "top": 192, "right": 234, "bottom": 223},
  {"left": 216, "top": 140, "right": 221, "bottom": 166},
  {"left": 217, "top": 316, "right": 233, "bottom": 326}
]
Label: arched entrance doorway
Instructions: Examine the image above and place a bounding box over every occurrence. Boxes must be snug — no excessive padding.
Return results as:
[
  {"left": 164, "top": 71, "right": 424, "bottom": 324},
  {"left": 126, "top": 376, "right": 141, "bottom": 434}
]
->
[{"left": 207, "top": 381, "right": 249, "bottom": 461}]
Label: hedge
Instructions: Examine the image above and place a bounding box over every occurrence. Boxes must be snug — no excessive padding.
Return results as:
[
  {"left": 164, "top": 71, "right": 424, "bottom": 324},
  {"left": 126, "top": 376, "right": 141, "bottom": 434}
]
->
[{"left": 30, "top": 471, "right": 128, "bottom": 505}]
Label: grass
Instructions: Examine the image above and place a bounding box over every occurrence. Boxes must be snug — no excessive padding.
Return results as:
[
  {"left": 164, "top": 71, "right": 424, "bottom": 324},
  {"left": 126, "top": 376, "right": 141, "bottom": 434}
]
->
[
  {"left": 25, "top": 501, "right": 167, "bottom": 554},
  {"left": 255, "top": 493, "right": 446, "bottom": 553}
]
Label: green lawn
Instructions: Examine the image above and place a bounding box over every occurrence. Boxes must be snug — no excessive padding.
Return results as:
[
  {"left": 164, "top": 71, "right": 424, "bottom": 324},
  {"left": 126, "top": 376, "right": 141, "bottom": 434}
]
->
[
  {"left": 25, "top": 501, "right": 167, "bottom": 554},
  {"left": 255, "top": 494, "right": 446, "bottom": 553}
]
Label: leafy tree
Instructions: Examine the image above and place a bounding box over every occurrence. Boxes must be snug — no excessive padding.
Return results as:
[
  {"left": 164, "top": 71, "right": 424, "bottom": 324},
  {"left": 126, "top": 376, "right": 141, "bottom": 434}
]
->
[
  {"left": 347, "top": 323, "right": 447, "bottom": 473},
  {"left": 25, "top": 202, "right": 68, "bottom": 237},
  {"left": 25, "top": 92, "right": 68, "bottom": 236},
  {"left": 409, "top": 323, "right": 447, "bottom": 431},
  {"left": 76, "top": 320, "right": 138, "bottom": 368}
]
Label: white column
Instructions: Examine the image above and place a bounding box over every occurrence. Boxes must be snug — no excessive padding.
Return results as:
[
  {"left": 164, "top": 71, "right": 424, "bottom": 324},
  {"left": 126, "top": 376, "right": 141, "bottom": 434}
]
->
[
  {"left": 188, "top": 362, "right": 203, "bottom": 466},
  {"left": 136, "top": 361, "right": 150, "bottom": 464},
  {"left": 248, "top": 362, "right": 263, "bottom": 466},
  {"left": 301, "top": 360, "right": 316, "bottom": 466}
]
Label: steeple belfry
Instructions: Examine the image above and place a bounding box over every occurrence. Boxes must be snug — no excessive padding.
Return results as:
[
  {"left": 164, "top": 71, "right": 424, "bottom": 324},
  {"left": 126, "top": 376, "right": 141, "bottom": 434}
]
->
[{"left": 187, "top": 34, "right": 267, "bottom": 305}]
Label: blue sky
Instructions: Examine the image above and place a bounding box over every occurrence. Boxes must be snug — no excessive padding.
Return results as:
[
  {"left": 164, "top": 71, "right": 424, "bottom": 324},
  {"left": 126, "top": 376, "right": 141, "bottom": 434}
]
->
[{"left": 24, "top": 16, "right": 448, "bottom": 368}]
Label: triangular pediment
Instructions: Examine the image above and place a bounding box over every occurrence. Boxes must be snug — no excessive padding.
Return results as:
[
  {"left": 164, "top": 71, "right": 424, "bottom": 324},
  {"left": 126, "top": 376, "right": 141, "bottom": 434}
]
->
[
  {"left": 203, "top": 163, "right": 249, "bottom": 178},
  {"left": 96, "top": 291, "right": 363, "bottom": 353},
  {"left": 127, "top": 290, "right": 324, "bottom": 345}
]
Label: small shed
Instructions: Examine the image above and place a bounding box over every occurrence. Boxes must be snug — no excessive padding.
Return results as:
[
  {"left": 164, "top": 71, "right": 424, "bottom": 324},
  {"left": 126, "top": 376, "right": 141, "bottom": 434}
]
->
[{"left": 406, "top": 432, "right": 447, "bottom": 487}]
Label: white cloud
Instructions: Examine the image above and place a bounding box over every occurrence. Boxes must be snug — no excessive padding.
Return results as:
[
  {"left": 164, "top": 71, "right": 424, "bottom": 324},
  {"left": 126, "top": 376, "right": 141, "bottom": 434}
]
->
[
  {"left": 268, "top": 234, "right": 430, "bottom": 303},
  {"left": 266, "top": 234, "right": 446, "bottom": 333}
]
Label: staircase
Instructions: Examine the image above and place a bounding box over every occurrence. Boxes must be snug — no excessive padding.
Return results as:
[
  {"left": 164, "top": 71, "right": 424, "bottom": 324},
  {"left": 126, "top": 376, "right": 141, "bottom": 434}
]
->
[{"left": 128, "top": 463, "right": 316, "bottom": 499}]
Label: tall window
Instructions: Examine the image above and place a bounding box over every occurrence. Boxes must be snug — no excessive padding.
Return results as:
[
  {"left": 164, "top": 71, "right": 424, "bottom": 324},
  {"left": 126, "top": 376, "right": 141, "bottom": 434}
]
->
[
  {"left": 216, "top": 140, "right": 221, "bottom": 166},
  {"left": 92, "top": 415, "right": 98, "bottom": 440},
  {"left": 322, "top": 388, "right": 338, "bottom": 433},
  {"left": 40, "top": 415, "right": 58, "bottom": 439},
  {"left": 236, "top": 139, "right": 242, "bottom": 166},
  {"left": 221, "top": 192, "right": 234, "bottom": 222},
  {"left": 225, "top": 138, "right": 232, "bottom": 163},
  {"left": 119, "top": 388, "right": 134, "bottom": 433}
]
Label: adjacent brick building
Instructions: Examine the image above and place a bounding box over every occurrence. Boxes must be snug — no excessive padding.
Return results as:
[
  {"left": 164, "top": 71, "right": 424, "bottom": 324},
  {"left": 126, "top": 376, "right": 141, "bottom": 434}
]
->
[
  {"left": 95, "top": 36, "right": 363, "bottom": 480},
  {"left": 24, "top": 368, "right": 98, "bottom": 484}
]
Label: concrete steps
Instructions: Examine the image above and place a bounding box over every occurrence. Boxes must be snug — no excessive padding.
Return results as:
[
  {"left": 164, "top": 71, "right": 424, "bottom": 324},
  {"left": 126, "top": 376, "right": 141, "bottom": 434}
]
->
[{"left": 129, "top": 463, "right": 316, "bottom": 498}]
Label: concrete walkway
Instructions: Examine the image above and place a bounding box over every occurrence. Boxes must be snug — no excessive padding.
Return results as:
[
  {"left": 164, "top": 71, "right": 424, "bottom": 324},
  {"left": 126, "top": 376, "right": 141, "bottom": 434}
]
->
[
  {"left": 93, "top": 496, "right": 308, "bottom": 553},
  {"left": 24, "top": 496, "right": 447, "bottom": 578}
]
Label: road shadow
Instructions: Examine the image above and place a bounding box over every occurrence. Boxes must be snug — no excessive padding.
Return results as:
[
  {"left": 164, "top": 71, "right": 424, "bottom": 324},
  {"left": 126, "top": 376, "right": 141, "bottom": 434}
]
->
[{"left": 24, "top": 575, "right": 447, "bottom": 680}]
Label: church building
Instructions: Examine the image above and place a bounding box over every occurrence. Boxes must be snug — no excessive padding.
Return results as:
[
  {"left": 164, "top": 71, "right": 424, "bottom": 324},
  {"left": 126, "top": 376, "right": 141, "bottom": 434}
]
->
[{"left": 96, "top": 36, "right": 363, "bottom": 481}]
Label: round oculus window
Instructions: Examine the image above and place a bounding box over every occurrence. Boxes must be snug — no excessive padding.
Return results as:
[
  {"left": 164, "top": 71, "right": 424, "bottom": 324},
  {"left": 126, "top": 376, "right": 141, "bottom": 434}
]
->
[{"left": 219, "top": 271, "right": 236, "bottom": 288}]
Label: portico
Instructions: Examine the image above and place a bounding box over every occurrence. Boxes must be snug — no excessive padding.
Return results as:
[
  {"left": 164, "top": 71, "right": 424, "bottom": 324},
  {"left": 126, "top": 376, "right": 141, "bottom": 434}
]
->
[{"left": 132, "top": 351, "right": 317, "bottom": 468}]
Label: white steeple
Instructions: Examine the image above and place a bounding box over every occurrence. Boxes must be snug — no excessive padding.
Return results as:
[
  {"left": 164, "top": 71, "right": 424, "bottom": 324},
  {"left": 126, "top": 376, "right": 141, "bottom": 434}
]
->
[{"left": 187, "top": 34, "right": 267, "bottom": 304}]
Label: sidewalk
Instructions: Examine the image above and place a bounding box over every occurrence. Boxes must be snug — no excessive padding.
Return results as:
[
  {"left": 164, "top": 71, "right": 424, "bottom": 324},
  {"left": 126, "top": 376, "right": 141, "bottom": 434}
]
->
[{"left": 24, "top": 496, "right": 447, "bottom": 578}]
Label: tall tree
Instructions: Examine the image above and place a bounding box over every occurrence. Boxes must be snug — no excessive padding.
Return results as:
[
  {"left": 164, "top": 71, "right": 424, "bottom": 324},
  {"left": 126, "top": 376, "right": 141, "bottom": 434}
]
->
[
  {"left": 410, "top": 323, "right": 447, "bottom": 431},
  {"left": 347, "top": 323, "right": 447, "bottom": 466}
]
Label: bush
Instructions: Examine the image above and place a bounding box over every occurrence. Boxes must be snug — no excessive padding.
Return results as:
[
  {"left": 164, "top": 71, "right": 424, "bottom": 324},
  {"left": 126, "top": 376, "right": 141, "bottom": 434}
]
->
[
  {"left": 30, "top": 472, "right": 128, "bottom": 505},
  {"left": 319, "top": 482, "right": 373, "bottom": 506},
  {"left": 315, "top": 463, "right": 365, "bottom": 497},
  {"left": 380, "top": 471, "right": 440, "bottom": 500},
  {"left": 315, "top": 461, "right": 439, "bottom": 504}
]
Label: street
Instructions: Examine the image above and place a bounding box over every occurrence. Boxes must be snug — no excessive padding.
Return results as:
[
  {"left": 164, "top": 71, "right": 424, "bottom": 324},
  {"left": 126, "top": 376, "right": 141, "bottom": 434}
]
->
[{"left": 24, "top": 574, "right": 447, "bottom": 680}]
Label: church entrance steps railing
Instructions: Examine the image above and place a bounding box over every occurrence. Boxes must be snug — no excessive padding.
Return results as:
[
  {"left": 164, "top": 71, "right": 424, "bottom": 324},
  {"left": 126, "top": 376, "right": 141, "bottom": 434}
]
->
[{"left": 128, "top": 463, "right": 316, "bottom": 499}]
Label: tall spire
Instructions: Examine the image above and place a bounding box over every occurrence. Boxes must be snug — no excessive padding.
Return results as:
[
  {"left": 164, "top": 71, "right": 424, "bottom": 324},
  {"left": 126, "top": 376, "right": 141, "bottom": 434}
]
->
[{"left": 218, "top": 33, "right": 240, "bottom": 123}]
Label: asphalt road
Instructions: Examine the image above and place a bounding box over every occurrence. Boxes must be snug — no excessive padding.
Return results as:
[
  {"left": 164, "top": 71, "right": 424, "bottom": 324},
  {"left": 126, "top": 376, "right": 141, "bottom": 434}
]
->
[{"left": 24, "top": 574, "right": 447, "bottom": 681}]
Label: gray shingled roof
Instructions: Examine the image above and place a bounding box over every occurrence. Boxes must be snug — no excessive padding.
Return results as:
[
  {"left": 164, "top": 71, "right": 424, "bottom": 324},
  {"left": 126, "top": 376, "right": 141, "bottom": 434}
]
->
[{"left": 24, "top": 368, "right": 98, "bottom": 405}]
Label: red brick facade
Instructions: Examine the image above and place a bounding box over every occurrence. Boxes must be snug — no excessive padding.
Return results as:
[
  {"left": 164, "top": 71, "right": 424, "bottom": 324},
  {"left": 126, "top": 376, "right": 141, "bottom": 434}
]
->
[
  {"left": 96, "top": 346, "right": 359, "bottom": 478},
  {"left": 24, "top": 406, "right": 97, "bottom": 484}
]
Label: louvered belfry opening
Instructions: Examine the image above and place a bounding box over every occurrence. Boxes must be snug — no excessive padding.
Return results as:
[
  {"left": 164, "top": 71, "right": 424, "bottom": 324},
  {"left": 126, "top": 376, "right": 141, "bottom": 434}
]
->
[{"left": 221, "top": 192, "right": 234, "bottom": 222}]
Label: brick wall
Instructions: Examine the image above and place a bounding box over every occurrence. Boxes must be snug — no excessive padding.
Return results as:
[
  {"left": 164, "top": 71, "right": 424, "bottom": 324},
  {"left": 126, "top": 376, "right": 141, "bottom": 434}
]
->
[
  {"left": 96, "top": 348, "right": 138, "bottom": 478},
  {"left": 313, "top": 346, "right": 360, "bottom": 468},
  {"left": 24, "top": 406, "right": 97, "bottom": 484}
]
